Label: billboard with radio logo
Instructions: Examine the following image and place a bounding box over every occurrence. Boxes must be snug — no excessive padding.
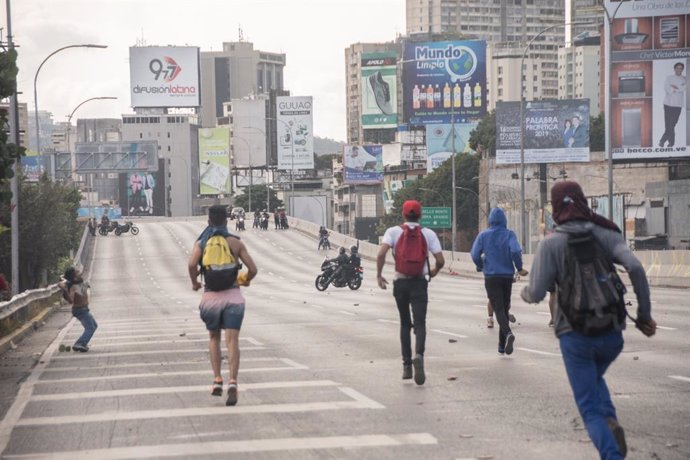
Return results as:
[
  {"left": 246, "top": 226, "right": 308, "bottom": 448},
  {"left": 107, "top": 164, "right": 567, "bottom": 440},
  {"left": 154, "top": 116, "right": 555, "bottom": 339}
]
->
[
  {"left": 403, "top": 40, "right": 487, "bottom": 125},
  {"left": 129, "top": 46, "right": 200, "bottom": 108}
]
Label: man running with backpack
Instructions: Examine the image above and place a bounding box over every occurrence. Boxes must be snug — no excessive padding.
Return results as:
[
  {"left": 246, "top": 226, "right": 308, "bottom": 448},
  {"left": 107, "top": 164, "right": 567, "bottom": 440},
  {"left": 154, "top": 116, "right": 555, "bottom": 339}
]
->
[
  {"left": 521, "top": 181, "right": 656, "bottom": 459},
  {"left": 188, "top": 205, "right": 258, "bottom": 406},
  {"left": 376, "top": 200, "right": 445, "bottom": 385}
]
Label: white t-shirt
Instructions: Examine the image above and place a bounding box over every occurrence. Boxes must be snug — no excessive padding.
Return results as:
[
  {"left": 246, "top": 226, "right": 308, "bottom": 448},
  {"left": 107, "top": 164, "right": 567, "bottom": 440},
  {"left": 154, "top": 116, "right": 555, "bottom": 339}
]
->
[
  {"left": 346, "top": 149, "right": 377, "bottom": 169},
  {"left": 382, "top": 222, "right": 442, "bottom": 277},
  {"left": 664, "top": 74, "right": 686, "bottom": 108}
]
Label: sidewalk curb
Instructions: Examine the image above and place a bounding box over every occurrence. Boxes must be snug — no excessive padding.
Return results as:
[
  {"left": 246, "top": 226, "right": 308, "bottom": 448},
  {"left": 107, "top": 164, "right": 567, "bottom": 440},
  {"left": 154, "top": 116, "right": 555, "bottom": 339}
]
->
[{"left": 0, "top": 302, "right": 61, "bottom": 355}]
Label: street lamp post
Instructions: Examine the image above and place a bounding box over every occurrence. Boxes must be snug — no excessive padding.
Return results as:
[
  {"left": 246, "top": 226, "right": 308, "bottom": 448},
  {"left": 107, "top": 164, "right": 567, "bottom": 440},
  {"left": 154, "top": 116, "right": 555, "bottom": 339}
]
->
[
  {"left": 66, "top": 96, "right": 117, "bottom": 181},
  {"left": 32, "top": 44, "right": 107, "bottom": 178},
  {"left": 519, "top": 21, "right": 592, "bottom": 252}
]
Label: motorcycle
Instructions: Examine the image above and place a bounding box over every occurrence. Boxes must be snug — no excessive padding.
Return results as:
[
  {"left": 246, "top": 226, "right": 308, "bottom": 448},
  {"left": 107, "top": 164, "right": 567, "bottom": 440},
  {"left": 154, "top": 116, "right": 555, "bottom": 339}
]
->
[
  {"left": 315, "top": 259, "right": 363, "bottom": 291},
  {"left": 318, "top": 234, "right": 331, "bottom": 250},
  {"left": 98, "top": 221, "right": 118, "bottom": 236},
  {"left": 114, "top": 220, "right": 140, "bottom": 236},
  {"left": 235, "top": 217, "right": 245, "bottom": 231}
]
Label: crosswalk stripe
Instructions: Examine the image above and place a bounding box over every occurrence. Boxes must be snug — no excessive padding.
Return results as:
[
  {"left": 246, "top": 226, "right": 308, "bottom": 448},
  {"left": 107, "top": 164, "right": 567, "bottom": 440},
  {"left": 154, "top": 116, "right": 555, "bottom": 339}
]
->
[
  {"left": 2, "top": 433, "right": 437, "bottom": 459},
  {"left": 31, "top": 380, "right": 340, "bottom": 401},
  {"left": 42, "top": 357, "right": 280, "bottom": 373},
  {"left": 50, "top": 346, "right": 264, "bottom": 360}
]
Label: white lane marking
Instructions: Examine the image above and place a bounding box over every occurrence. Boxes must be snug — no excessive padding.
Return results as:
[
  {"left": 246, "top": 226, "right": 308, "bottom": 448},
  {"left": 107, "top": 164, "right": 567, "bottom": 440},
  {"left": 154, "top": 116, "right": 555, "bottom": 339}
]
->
[
  {"left": 32, "top": 380, "right": 340, "bottom": 402},
  {"left": 337, "top": 387, "right": 385, "bottom": 409},
  {"left": 244, "top": 337, "right": 263, "bottom": 346},
  {"left": 50, "top": 346, "right": 264, "bottom": 360},
  {"left": 656, "top": 326, "right": 677, "bottom": 331},
  {"left": 81, "top": 332, "right": 214, "bottom": 342},
  {"left": 311, "top": 304, "right": 324, "bottom": 309},
  {"left": 377, "top": 319, "right": 398, "bottom": 324},
  {"left": 430, "top": 329, "right": 468, "bottom": 339},
  {"left": 339, "top": 310, "right": 356, "bottom": 316},
  {"left": 279, "top": 358, "right": 309, "bottom": 370},
  {"left": 3, "top": 433, "right": 437, "bottom": 459},
  {"left": 536, "top": 312, "right": 551, "bottom": 316},
  {"left": 42, "top": 357, "right": 278, "bottom": 373},
  {"left": 471, "top": 304, "right": 487, "bottom": 309},
  {"left": 16, "top": 397, "right": 385, "bottom": 426},
  {"left": 85, "top": 338, "right": 209, "bottom": 347},
  {"left": 669, "top": 375, "right": 690, "bottom": 383},
  {"left": 515, "top": 347, "right": 560, "bottom": 357},
  {"left": 93, "top": 317, "right": 194, "bottom": 325},
  {"left": 297, "top": 256, "right": 304, "bottom": 260}
]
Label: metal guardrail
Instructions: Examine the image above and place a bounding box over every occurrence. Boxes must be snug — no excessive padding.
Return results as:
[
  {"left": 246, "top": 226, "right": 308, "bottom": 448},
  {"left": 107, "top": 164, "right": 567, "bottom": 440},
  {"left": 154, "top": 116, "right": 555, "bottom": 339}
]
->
[{"left": 0, "top": 224, "right": 91, "bottom": 338}]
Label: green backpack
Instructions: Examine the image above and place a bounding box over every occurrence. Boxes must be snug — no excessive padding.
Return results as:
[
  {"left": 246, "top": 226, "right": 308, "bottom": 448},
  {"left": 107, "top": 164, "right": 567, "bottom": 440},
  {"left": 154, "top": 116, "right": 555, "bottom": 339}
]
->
[{"left": 201, "top": 233, "right": 241, "bottom": 291}]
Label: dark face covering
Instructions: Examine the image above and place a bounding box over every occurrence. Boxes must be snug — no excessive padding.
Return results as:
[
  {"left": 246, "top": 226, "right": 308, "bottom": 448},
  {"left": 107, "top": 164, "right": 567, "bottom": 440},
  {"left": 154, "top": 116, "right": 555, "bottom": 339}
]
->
[{"left": 551, "top": 181, "right": 621, "bottom": 233}]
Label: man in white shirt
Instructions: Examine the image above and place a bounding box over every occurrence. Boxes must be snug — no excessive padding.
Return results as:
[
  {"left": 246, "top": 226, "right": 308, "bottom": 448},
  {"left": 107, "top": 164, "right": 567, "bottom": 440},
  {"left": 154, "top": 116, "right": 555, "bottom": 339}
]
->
[
  {"left": 345, "top": 145, "right": 377, "bottom": 170},
  {"left": 659, "top": 62, "right": 686, "bottom": 148},
  {"left": 376, "top": 200, "right": 445, "bottom": 385}
]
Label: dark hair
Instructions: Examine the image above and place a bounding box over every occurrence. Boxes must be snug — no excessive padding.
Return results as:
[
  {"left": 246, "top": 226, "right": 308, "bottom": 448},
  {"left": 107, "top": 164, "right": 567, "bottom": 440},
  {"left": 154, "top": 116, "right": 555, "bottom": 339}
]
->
[
  {"left": 674, "top": 62, "right": 685, "bottom": 70},
  {"left": 208, "top": 205, "right": 228, "bottom": 226},
  {"left": 405, "top": 212, "right": 420, "bottom": 223},
  {"left": 64, "top": 267, "right": 76, "bottom": 282}
]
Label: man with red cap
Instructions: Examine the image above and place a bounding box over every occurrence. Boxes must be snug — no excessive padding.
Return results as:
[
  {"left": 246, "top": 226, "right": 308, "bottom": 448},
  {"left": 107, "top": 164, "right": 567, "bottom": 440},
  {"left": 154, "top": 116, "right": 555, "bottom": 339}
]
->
[
  {"left": 521, "top": 181, "right": 656, "bottom": 459},
  {"left": 376, "top": 200, "right": 445, "bottom": 385}
]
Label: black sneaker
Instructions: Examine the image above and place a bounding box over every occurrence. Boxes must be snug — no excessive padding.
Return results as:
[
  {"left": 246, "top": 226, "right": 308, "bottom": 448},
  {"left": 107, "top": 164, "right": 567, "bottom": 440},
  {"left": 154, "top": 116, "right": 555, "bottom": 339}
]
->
[
  {"left": 509, "top": 313, "right": 516, "bottom": 323},
  {"left": 226, "top": 383, "right": 238, "bottom": 406},
  {"left": 402, "top": 364, "right": 413, "bottom": 380},
  {"left": 498, "top": 347, "right": 505, "bottom": 355},
  {"left": 505, "top": 333, "right": 515, "bottom": 355},
  {"left": 72, "top": 344, "right": 89, "bottom": 353},
  {"left": 412, "top": 354, "right": 425, "bottom": 385},
  {"left": 608, "top": 418, "right": 627, "bottom": 457}
]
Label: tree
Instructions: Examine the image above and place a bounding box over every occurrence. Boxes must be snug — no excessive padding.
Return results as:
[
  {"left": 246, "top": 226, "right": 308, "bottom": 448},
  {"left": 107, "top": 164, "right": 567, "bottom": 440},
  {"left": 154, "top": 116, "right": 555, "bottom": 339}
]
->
[
  {"left": 590, "top": 113, "right": 605, "bottom": 152},
  {"left": 468, "top": 110, "right": 496, "bottom": 157},
  {"left": 0, "top": 48, "right": 24, "bottom": 204},
  {"left": 314, "top": 153, "right": 336, "bottom": 171},
  {"left": 232, "top": 184, "right": 284, "bottom": 212},
  {"left": 0, "top": 174, "right": 82, "bottom": 290}
]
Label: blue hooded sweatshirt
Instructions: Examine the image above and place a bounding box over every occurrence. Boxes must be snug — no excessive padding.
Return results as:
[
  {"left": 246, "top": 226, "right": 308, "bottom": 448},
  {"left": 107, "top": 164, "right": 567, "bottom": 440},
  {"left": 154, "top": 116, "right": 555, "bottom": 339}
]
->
[{"left": 470, "top": 207, "right": 523, "bottom": 278}]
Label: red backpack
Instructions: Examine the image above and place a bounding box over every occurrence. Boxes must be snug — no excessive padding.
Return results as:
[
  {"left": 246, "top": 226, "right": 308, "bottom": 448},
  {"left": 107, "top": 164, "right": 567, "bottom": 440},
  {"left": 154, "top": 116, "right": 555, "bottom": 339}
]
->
[{"left": 394, "top": 224, "right": 429, "bottom": 277}]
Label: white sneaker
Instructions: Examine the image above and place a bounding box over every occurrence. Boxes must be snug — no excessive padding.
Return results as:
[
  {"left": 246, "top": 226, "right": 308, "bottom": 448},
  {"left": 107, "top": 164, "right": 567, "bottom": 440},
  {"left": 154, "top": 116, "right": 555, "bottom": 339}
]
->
[{"left": 487, "top": 317, "right": 494, "bottom": 328}]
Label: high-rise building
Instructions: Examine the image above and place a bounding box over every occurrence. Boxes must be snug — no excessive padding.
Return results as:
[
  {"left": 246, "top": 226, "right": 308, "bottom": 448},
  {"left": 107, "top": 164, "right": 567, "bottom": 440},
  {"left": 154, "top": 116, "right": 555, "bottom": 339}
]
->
[
  {"left": 200, "top": 41, "right": 286, "bottom": 128},
  {"left": 2, "top": 102, "right": 29, "bottom": 150},
  {"left": 558, "top": 35, "right": 601, "bottom": 115},
  {"left": 76, "top": 119, "right": 122, "bottom": 144},
  {"left": 28, "top": 110, "right": 55, "bottom": 154},
  {"left": 344, "top": 42, "right": 398, "bottom": 145},
  {"left": 406, "top": 1, "right": 565, "bottom": 108},
  {"left": 565, "top": 0, "right": 604, "bottom": 46}
]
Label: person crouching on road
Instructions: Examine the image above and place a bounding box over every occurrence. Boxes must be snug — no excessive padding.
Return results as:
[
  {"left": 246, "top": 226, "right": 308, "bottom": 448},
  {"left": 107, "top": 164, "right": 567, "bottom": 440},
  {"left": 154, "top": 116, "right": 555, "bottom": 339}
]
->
[
  {"left": 521, "top": 181, "right": 656, "bottom": 459},
  {"left": 376, "top": 200, "right": 445, "bottom": 385},
  {"left": 58, "top": 267, "right": 97, "bottom": 352},
  {"left": 470, "top": 207, "right": 527, "bottom": 356},
  {"left": 188, "top": 205, "right": 258, "bottom": 406}
]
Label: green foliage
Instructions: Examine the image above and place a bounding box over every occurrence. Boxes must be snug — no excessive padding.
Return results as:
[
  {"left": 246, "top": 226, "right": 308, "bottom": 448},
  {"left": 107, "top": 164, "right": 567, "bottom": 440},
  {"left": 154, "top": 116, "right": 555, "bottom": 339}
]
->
[
  {"left": 468, "top": 110, "right": 496, "bottom": 157},
  {"left": 377, "top": 153, "right": 480, "bottom": 240},
  {"left": 314, "top": 153, "right": 336, "bottom": 171},
  {"left": 232, "top": 184, "right": 284, "bottom": 213},
  {"left": 0, "top": 49, "right": 24, "bottom": 199},
  {"left": 0, "top": 175, "right": 82, "bottom": 290},
  {"left": 590, "top": 112, "right": 605, "bottom": 152}
]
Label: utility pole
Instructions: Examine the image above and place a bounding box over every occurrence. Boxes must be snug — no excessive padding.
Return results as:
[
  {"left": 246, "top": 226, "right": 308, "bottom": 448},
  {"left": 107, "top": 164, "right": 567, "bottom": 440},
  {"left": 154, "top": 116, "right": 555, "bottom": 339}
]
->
[{"left": 6, "top": 0, "right": 19, "bottom": 295}]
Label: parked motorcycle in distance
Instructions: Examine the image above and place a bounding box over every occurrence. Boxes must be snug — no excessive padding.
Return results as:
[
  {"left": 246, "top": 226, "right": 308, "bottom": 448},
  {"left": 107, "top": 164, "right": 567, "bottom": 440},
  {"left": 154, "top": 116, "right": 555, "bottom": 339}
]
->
[
  {"left": 314, "top": 258, "right": 363, "bottom": 291},
  {"left": 114, "top": 220, "right": 140, "bottom": 236},
  {"left": 98, "top": 221, "right": 119, "bottom": 236}
]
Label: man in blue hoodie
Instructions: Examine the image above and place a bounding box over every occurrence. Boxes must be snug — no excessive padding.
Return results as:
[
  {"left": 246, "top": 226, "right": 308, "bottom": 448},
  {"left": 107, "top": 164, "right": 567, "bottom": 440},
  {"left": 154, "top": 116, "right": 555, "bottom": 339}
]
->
[{"left": 471, "top": 207, "right": 528, "bottom": 355}]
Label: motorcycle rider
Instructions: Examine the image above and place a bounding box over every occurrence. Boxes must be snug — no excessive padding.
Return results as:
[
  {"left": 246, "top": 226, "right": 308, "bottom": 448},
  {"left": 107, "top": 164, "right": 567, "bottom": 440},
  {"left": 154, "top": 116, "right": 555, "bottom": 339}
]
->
[
  {"left": 328, "top": 247, "right": 350, "bottom": 285},
  {"left": 261, "top": 210, "right": 270, "bottom": 230},
  {"left": 318, "top": 226, "right": 330, "bottom": 249},
  {"left": 100, "top": 214, "right": 110, "bottom": 234},
  {"left": 340, "top": 245, "right": 361, "bottom": 282},
  {"left": 253, "top": 210, "right": 261, "bottom": 229}
]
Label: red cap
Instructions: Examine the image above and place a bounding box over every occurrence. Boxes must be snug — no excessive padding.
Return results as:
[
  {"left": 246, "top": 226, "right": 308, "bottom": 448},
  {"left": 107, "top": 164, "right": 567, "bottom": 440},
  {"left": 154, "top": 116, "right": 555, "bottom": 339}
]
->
[{"left": 402, "top": 200, "right": 422, "bottom": 218}]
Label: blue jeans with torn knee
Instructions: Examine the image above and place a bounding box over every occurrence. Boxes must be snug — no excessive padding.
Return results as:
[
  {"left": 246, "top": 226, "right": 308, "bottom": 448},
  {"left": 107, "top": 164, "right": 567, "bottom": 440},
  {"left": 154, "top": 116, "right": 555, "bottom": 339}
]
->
[{"left": 559, "top": 329, "right": 624, "bottom": 460}]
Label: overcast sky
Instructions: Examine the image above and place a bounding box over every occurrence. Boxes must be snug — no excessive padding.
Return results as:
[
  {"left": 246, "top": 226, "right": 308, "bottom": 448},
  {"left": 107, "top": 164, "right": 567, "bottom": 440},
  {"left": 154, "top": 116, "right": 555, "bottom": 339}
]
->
[{"left": 3, "top": 0, "right": 405, "bottom": 142}]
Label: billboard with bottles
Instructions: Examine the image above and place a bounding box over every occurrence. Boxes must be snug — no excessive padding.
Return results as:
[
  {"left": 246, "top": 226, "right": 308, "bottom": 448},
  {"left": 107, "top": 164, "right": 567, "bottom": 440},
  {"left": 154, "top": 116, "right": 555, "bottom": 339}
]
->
[{"left": 403, "top": 40, "right": 487, "bottom": 125}]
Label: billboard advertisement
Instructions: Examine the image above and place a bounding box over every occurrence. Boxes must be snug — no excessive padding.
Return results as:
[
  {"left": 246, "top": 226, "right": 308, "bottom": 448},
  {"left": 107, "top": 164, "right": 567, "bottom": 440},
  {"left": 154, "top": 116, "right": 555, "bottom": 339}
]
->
[
  {"left": 276, "top": 96, "right": 315, "bottom": 170},
  {"left": 21, "top": 155, "right": 46, "bottom": 182},
  {"left": 496, "top": 99, "right": 591, "bottom": 164},
  {"left": 198, "top": 128, "right": 230, "bottom": 195},
  {"left": 343, "top": 144, "right": 383, "bottom": 184},
  {"left": 129, "top": 46, "right": 200, "bottom": 108},
  {"left": 361, "top": 52, "right": 398, "bottom": 129},
  {"left": 403, "top": 40, "right": 487, "bottom": 125},
  {"left": 118, "top": 160, "right": 166, "bottom": 217},
  {"left": 605, "top": 1, "right": 689, "bottom": 160},
  {"left": 425, "top": 122, "right": 477, "bottom": 172}
]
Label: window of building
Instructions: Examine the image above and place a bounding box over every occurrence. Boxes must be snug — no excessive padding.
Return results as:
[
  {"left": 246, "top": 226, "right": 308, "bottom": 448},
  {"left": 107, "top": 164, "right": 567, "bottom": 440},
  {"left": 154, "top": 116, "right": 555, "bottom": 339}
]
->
[
  {"left": 361, "top": 195, "right": 377, "bottom": 218},
  {"left": 167, "top": 132, "right": 171, "bottom": 138}
]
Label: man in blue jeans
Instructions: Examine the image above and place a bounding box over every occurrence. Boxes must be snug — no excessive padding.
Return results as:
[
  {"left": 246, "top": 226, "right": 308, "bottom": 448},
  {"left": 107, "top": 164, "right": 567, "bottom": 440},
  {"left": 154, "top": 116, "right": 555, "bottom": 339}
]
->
[
  {"left": 471, "top": 207, "right": 527, "bottom": 355},
  {"left": 521, "top": 181, "right": 656, "bottom": 459},
  {"left": 58, "top": 267, "right": 97, "bottom": 352}
]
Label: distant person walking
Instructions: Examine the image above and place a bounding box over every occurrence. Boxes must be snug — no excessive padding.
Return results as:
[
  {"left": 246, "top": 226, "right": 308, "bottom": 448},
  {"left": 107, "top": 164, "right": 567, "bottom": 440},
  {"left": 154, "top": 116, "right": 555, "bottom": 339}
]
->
[
  {"left": 188, "top": 205, "right": 258, "bottom": 406},
  {"left": 471, "top": 208, "right": 527, "bottom": 355},
  {"left": 376, "top": 200, "right": 444, "bottom": 385},
  {"left": 521, "top": 181, "right": 656, "bottom": 459},
  {"left": 58, "top": 267, "right": 97, "bottom": 352}
]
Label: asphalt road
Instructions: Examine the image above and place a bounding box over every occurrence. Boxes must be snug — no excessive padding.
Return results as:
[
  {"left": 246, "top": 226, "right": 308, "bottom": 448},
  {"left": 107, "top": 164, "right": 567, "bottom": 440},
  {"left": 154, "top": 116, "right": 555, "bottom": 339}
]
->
[{"left": 0, "top": 218, "right": 687, "bottom": 459}]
